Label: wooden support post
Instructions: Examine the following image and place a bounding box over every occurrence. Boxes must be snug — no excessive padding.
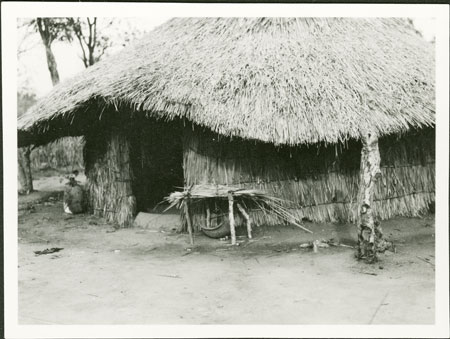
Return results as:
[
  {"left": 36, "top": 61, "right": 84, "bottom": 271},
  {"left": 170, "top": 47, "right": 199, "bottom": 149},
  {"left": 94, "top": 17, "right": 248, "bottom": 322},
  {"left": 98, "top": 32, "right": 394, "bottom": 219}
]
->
[
  {"left": 206, "top": 206, "right": 211, "bottom": 229},
  {"left": 236, "top": 202, "right": 252, "bottom": 239},
  {"left": 228, "top": 193, "right": 236, "bottom": 245},
  {"left": 184, "top": 199, "right": 194, "bottom": 246},
  {"left": 356, "top": 131, "right": 382, "bottom": 263}
]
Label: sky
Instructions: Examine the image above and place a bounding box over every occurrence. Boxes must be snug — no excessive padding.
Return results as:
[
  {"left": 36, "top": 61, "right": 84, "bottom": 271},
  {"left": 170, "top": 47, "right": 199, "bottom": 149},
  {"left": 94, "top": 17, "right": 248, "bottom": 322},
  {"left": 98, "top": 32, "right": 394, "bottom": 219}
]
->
[
  {"left": 17, "top": 17, "right": 172, "bottom": 97},
  {"left": 18, "top": 17, "right": 436, "bottom": 98}
]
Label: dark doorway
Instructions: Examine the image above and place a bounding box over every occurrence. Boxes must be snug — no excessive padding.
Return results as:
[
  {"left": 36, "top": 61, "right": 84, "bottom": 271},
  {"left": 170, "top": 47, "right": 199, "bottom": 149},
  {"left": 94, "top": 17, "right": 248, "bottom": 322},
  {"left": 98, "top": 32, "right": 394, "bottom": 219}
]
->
[{"left": 130, "top": 118, "right": 184, "bottom": 212}]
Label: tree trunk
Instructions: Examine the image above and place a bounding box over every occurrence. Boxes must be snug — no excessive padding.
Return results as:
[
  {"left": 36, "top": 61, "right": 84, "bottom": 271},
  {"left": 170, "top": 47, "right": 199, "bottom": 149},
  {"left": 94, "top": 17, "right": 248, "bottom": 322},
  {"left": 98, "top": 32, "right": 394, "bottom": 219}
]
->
[
  {"left": 21, "top": 18, "right": 62, "bottom": 196},
  {"left": 356, "top": 132, "right": 382, "bottom": 263},
  {"left": 18, "top": 147, "right": 33, "bottom": 194},
  {"left": 45, "top": 44, "right": 60, "bottom": 86},
  {"left": 88, "top": 46, "right": 95, "bottom": 67}
]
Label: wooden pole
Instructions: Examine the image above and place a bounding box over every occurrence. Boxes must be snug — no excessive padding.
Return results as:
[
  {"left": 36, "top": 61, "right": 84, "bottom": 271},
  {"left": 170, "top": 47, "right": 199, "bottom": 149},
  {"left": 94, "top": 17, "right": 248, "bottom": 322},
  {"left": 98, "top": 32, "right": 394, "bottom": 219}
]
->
[
  {"left": 228, "top": 192, "right": 236, "bottom": 245},
  {"left": 356, "top": 131, "right": 382, "bottom": 263},
  {"left": 236, "top": 202, "right": 252, "bottom": 239},
  {"left": 206, "top": 205, "right": 211, "bottom": 229},
  {"left": 184, "top": 199, "right": 194, "bottom": 246}
]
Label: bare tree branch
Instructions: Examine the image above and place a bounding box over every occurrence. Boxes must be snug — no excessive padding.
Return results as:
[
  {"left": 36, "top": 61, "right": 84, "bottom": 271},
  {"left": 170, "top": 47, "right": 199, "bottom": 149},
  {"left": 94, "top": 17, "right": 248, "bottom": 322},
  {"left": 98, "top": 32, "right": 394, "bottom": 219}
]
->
[{"left": 93, "top": 18, "right": 97, "bottom": 51}]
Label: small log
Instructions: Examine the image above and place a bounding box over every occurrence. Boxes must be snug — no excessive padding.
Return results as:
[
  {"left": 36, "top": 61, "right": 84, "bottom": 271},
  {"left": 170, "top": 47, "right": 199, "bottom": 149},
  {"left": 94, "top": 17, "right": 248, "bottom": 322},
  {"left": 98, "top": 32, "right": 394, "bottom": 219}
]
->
[
  {"left": 228, "top": 192, "right": 236, "bottom": 245},
  {"left": 356, "top": 131, "right": 382, "bottom": 263},
  {"left": 236, "top": 202, "right": 252, "bottom": 239},
  {"left": 184, "top": 199, "right": 194, "bottom": 245}
]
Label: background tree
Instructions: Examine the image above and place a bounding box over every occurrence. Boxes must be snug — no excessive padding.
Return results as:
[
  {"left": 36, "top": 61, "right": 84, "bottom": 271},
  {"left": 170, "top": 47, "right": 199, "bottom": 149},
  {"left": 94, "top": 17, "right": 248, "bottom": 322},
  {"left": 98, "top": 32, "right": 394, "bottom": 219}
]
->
[
  {"left": 18, "top": 18, "right": 70, "bottom": 194},
  {"left": 17, "top": 17, "right": 148, "bottom": 194},
  {"left": 65, "top": 17, "right": 147, "bottom": 68},
  {"left": 17, "top": 92, "right": 37, "bottom": 194},
  {"left": 66, "top": 18, "right": 112, "bottom": 68},
  {"left": 31, "top": 18, "right": 72, "bottom": 85}
]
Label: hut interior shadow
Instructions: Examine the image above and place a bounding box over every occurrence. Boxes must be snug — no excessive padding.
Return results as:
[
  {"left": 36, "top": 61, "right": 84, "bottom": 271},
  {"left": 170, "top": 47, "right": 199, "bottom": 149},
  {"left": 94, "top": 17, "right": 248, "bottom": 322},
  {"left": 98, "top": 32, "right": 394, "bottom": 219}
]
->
[{"left": 129, "top": 118, "right": 184, "bottom": 214}]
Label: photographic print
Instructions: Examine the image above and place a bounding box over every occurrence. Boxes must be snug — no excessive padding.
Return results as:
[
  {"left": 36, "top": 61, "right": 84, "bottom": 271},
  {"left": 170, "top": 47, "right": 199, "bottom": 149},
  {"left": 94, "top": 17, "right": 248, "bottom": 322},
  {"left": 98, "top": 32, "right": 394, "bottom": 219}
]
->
[{"left": 3, "top": 2, "right": 449, "bottom": 339}]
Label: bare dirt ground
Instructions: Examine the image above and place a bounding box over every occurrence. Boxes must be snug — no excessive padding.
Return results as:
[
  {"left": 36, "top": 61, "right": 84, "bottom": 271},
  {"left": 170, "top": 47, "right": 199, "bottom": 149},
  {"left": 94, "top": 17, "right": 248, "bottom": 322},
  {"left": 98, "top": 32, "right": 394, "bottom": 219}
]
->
[{"left": 18, "top": 175, "right": 435, "bottom": 325}]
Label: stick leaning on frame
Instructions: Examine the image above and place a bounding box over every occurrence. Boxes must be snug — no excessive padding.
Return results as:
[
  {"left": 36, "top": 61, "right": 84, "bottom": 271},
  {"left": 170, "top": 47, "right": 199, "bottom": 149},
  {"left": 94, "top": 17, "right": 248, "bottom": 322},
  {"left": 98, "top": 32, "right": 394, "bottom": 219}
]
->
[
  {"left": 183, "top": 198, "right": 194, "bottom": 245},
  {"left": 236, "top": 202, "right": 252, "bottom": 239},
  {"left": 164, "top": 184, "right": 312, "bottom": 245}
]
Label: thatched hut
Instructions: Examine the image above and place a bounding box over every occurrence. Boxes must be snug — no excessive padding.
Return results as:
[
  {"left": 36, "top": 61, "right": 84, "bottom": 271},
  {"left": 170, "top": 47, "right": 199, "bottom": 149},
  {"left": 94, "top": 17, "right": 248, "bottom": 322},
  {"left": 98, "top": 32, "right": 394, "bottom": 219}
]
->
[{"left": 18, "top": 18, "right": 435, "bottom": 238}]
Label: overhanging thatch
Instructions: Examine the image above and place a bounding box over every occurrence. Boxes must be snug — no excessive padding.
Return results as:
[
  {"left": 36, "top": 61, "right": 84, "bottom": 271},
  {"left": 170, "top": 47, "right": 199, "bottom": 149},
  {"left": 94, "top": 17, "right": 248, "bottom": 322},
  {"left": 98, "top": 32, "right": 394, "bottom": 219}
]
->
[{"left": 18, "top": 18, "right": 434, "bottom": 147}]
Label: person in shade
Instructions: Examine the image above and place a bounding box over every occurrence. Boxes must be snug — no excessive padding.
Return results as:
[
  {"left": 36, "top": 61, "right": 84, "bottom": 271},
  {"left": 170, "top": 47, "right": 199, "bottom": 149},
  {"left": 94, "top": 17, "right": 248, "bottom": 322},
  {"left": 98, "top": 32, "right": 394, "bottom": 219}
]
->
[{"left": 63, "top": 170, "right": 84, "bottom": 214}]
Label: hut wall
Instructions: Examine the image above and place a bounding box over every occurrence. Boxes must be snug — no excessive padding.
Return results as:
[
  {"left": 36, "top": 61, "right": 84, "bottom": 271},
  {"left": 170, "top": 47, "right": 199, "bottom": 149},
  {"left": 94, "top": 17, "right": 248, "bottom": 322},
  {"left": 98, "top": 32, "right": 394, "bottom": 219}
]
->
[
  {"left": 84, "top": 126, "right": 136, "bottom": 227},
  {"left": 183, "top": 127, "right": 435, "bottom": 228}
]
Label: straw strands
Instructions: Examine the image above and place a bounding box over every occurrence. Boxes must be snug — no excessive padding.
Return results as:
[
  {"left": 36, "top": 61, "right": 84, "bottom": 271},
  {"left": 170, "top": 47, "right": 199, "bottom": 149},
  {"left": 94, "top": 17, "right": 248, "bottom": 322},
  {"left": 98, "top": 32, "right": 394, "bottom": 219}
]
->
[
  {"left": 183, "top": 127, "right": 435, "bottom": 224},
  {"left": 84, "top": 129, "right": 136, "bottom": 227},
  {"left": 18, "top": 18, "right": 434, "bottom": 148},
  {"left": 164, "top": 184, "right": 312, "bottom": 233}
]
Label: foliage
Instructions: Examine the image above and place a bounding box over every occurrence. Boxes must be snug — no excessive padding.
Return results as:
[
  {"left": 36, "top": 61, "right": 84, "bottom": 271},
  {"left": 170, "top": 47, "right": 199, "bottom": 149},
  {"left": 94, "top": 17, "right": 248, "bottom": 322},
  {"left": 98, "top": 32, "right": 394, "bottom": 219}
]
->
[
  {"left": 18, "top": 17, "right": 148, "bottom": 173},
  {"left": 18, "top": 90, "right": 84, "bottom": 172},
  {"left": 29, "top": 18, "right": 69, "bottom": 85},
  {"left": 30, "top": 137, "right": 85, "bottom": 173},
  {"left": 65, "top": 18, "right": 113, "bottom": 67},
  {"left": 28, "top": 18, "right": 73, "bottom": 46},
  {"left": 17, "top": 91, "right": 37, "bottom": 117}
]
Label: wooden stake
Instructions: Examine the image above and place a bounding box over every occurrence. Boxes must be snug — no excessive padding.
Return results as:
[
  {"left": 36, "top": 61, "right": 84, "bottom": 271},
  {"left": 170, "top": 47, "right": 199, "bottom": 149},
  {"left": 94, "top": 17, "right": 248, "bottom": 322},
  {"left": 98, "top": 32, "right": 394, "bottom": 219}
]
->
[
  {"left": 356, "top": 132, "right": 382, "bottom": 263},
  {"left": 236, "top": 202, "right": 252, "bottom": 239},
  {"left": 184, "top": 199, "right": 194, "bottom": 246},
  {"left": 228, "top": 192, "right": 236, "bottom": 245},
  {"left": 206, "top": 205, "right": 211, "bottom": 229}
]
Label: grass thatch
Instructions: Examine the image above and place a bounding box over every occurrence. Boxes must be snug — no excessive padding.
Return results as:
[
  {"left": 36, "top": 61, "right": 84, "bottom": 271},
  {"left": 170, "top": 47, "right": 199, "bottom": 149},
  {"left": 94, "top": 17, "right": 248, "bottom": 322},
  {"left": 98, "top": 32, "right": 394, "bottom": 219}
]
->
[
  {"left": 18, "top": 18, "right": 434, "bottom": 148},
  {"left": 164, "top": 184, "right": 311, "bottom": 233},
  {"left": 183, "top": 126, "right": 435, "bottom": 224},
  {"left": 84, "top": 128, "right": 136, "bottom": 227}
]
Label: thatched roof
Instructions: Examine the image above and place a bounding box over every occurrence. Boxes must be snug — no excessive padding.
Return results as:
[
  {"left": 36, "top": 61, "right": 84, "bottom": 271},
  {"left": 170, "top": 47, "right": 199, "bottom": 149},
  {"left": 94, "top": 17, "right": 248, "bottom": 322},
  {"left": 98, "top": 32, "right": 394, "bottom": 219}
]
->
[{"left": 18, "top": 18, "right": 435, "bottom": 147}]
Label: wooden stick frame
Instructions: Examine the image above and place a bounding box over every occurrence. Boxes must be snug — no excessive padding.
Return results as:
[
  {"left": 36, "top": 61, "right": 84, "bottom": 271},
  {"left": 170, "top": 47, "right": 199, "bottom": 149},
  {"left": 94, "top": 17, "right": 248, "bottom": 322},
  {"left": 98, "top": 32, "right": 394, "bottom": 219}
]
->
[
  {"left": 228, "top": 192, "right": 237, "bottom": 245},
  {"left": 236, "top": 202, "right": 252, "bottom": 239},
  {"left": 184, "top": 198, "right": 194, "bottom": 246},
  {"left": 206, "top": 205, "right": 211, "bottom": 229}
]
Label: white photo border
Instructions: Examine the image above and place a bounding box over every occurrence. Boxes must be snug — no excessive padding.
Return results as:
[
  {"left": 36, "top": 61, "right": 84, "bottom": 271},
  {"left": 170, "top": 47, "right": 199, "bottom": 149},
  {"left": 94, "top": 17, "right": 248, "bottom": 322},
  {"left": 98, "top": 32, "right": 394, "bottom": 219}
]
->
[{"left": 2, "top": 2, "right": 449, "bottom": 338}]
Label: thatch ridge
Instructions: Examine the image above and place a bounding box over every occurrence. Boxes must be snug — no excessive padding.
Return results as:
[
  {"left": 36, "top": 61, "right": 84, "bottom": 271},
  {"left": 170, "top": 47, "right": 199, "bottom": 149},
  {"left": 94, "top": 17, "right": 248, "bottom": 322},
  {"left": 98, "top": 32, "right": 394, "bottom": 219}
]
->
[{"left": 18, "top": 17, "right": 435, "bottom": 146}]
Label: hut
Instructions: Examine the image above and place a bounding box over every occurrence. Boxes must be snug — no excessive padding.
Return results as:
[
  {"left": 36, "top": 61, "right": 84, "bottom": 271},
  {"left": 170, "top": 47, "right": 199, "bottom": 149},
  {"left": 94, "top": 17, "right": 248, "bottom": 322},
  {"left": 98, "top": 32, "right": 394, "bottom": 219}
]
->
[{"left": 18, "top": 18, "right": 435, "bottom": 252}]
